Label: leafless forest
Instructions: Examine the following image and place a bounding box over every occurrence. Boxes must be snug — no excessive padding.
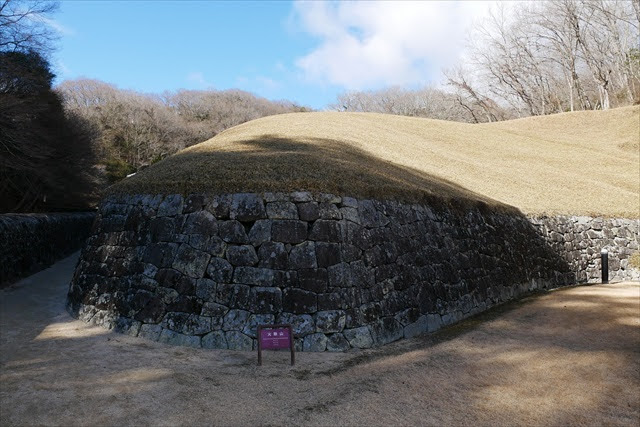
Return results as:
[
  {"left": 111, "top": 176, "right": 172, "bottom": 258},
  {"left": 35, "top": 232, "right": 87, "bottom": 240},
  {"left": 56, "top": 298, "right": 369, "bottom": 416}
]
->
[
  {"left": 335, "top": 1, "right": 640, "bottom": 122},
  {"left": 56, "top": 80, "right": 310, "bottom": 183}
]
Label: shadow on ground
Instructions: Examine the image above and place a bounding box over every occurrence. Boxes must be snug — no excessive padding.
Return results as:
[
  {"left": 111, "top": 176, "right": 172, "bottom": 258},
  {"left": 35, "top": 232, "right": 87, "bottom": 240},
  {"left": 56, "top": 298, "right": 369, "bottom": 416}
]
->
[{"left": 1, "top": 253, "right": 638, "bottom": 426}]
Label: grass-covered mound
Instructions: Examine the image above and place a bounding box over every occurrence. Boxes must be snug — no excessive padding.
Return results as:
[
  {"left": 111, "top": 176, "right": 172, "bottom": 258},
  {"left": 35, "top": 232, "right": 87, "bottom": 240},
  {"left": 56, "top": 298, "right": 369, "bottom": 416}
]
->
[{"left": 112, "top": 105, "right": 639, "bottom": 217}]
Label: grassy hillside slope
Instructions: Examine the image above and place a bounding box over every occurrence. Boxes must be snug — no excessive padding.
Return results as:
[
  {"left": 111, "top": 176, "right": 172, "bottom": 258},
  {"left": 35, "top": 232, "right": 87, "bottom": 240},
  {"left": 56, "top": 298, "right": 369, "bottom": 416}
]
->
[{"left": 113, "top": 105, "right": 640, "bottom": 217}]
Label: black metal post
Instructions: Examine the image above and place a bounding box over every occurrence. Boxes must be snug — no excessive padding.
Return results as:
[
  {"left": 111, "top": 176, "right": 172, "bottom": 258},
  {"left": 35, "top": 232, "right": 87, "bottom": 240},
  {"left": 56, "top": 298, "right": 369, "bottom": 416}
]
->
[{"left": 601, "top": 248, "right": 608, "bottom": 284}]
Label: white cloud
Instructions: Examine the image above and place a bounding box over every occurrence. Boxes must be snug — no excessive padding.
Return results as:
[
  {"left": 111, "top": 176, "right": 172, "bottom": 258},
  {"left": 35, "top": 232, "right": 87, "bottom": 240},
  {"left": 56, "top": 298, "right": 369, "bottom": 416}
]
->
[
  {"left": 292, "top": 0, "right": 497, "bottom": 90},
  {"left": 235, "top": 75, "right": 282, "bottom": 95},
  {"left": 235, "top": 76, "right": 250, "bottom": 86},
  {"left": 186, "top": 72, "right": 213, "bottom": 88},
  {"left": 55, "top": 60, "right": 72, "bottom": 77},
  {"left": 256, "top": 76, "right": 281, "bottom": 91},
  {"left": 31, "top": 14, "right": 75, "bottom": 36}
]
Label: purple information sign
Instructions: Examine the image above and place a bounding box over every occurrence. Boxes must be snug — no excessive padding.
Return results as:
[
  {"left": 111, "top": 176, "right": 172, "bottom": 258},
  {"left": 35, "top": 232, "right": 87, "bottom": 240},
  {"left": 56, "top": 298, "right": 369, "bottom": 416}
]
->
[
  {"left": 260, "top": 328, "right": 290, "bottom": 349},
  {"left": 257, "top": 324, "right": 295, "bottom": 366}
]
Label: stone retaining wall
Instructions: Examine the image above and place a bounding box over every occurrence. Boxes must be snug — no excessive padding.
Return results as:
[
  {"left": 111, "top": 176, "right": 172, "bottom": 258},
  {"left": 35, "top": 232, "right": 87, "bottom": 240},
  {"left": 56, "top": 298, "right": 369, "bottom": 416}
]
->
[
  {"left": 67, "top": 193, "right": 639, "bottom": 351},
  {"left": 1, "top": 212, "right": 96, "bottom": 287},
  {"left": 530, "top": 216, "right": 639, "bottom": 283}
]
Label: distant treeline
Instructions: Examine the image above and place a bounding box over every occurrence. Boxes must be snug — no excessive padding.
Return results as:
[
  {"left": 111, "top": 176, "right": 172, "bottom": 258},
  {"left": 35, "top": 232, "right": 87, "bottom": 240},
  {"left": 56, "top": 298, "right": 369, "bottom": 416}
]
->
[{"left": 56, "top": 80, "right": 311, "bottom": 185}]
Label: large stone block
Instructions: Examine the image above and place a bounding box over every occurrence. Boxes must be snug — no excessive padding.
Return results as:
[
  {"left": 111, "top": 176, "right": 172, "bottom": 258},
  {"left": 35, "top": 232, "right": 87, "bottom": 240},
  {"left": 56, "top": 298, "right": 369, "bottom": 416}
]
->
[
  {"left": 165, "top": 295, "right": 201, "bottom": 314},
  {"left": 274, "top": 270, "right": 298, "bottom": 288},
  {"left": 157, "top": 194, "right": 184, "bottom": 217},
  {"left": 315, "top": 310, "right": 346, "bottom": 333},
  {"left": 219, "top": 220, "right": 249, "bottom": 244},
  {"left": 201, "top": 303, "right": 228, "bottom": 330},
  {"left": 205, "top": 236, "right": 227, "bottom": 257},
  {"left": 207, "top": 194, "right": 232, "bottom": 219},
  {"left": 206, "top": 257, "right": 234, "bottom": 283},
  {"left": 266, "top": 201, "right": 299, "bottom": 219},
  {"left": 370, "top": 317, "right": 404, "bottom": 345},
  {"left": 233, "top": 267, "right": 275, "bottom": 286},
  {"left": 242, "top": 313, "right": 276, "bottom": 338},
  {"left": 142, "top": 243, "right": 179, "bottom": 268},
  {"left": 403, "top": 315, "right": 428, "bottom": 338},
  {"left": 289, "top": 242, "right": 317, "bottom": 269},
  {"left": 358, "top": 199, "right": 389, "bottom": 228},
  {"left": 148, "top": 216, "right": 184, "bottom": 243},
  {"left": 340, "top": 207, "right": 360, "bottom": 224},
  {"left": 315, "top": 242, "right": 342, "bottom": 267},
  {"left": 343, "top": 326, "right": 373, "bottom": 349},
  {"left": 328, "top": 262, "right": 352, "bottom": 288},
  {"left": 303, "top": 333, "right": 328, "bottom": 352},
  {"left": 216, "top": 283, "right": 251, "bottom": 310},
  {"left": 276, "top": 313, "right": 315, "bottom": 336},
  {"left": 249, "top": 287, "right": 282, "bottom": 313},
  {"left": 138, "top": 324, "right": 163, "bottom": 341},
  {"left": 309, "top": 220, "right": 343, "bottom": 242},
  {"left": 297, "top": 202, "right": 320, "bottom": 221},
  {"left": 226, "top": 245, "right": 259, "bottom": 266},
  {"left": 272, "top": 220, "right": 308, "bottom": 244},
  {"left": 134, "top": 296, "right": 165, "bottom": 324},
  {"left": 195, "top": 278, "right": 217, "bottom": 301},
  {"left": 183, "top": 194, "right": 209, "bottom": 214},
  {"left": 156, "top": 268, "right": 195, "bottom": 295},
  {"left": 290, "top": 191, "right": 313, "bottom": 202},
  {"left": 298, "top": 268, "right": 328, "bottom": 293},
  {"left": 283, "top": 288, "right": 317, "bottom": 314},
  {"left": 230, "top": 193, "right": 266, "bottom": 221},
  {"left": 182, "top": 211, "right": 218, "bottom": 235},
  {"left": 427, "top": 313, "right": 442, "bottom": 332},
  {"left": 326, "top": 333, "right": 350, "bottom": 352},
  {"left": 163, "top": 312, "right": 212, "bottom": 335},
  {"left": 224, "top": 331, "right": 253, "bottom": 350},
  {"left": 318, "top": 203, "right": 342, "bottom": 220},
  {"left": 172, "top": 244, "right": 210, "bottom": 278},
  {"left": 248, "top": 220, "right": 272, "bottom": 246},
  {"left": 317, "top": 291, "right": 344, "bottom": 311},
  {"left": 341, "top": 197, "right": 358, "bottom": 208},
  {"left": 202, "top": 330, "right": 228, "bottom": 349},
  {"left": 222, "top": 309, "right": 251, "bottom": 331},
  {"left": 258, "top": 242, "right": 288, "bottom": 269}
]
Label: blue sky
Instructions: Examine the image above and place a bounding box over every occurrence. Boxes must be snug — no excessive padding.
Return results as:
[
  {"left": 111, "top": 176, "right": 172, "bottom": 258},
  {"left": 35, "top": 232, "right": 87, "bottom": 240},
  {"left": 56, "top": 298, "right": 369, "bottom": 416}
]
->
[{"left": 52, "top": 1, "right": 496, "bottom": 109}]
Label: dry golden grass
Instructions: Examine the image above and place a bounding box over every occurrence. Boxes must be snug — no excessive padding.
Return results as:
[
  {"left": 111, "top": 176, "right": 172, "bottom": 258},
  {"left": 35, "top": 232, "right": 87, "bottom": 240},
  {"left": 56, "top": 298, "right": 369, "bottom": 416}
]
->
[{"left": 113, "top": 105, "right": 640, "bottom": 217}]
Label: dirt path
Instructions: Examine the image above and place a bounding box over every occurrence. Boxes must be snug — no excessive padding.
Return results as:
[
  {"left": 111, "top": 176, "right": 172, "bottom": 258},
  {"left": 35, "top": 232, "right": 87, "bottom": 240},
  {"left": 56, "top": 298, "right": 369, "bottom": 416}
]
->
[{"left": 1, "top": 253, "right": 638, "bottom": 426}]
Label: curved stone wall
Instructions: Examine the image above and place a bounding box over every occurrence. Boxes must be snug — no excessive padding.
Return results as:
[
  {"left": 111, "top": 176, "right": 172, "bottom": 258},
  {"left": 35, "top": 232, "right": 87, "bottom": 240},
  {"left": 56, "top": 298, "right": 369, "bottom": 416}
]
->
[
  {"left": 67, "top": 192, "right": 638, "bottom": 351},
  {"left": 529, "top": 216, "right": 639, "bottom": 283},
  {"left": 1, "top": 212, "right": 96, "bottom": 287}
]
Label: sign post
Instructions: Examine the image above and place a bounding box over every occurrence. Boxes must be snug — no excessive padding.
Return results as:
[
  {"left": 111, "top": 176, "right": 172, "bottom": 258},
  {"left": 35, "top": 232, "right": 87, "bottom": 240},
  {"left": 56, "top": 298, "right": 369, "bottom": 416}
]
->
[{"left": 257, "top": 324, "right": 295, "bottom": 366}]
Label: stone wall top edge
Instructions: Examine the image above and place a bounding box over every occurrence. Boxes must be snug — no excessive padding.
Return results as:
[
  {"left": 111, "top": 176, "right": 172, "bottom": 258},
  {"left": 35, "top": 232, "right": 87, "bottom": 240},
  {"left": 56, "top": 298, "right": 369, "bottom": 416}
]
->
[
  {"left": 99, "top": 191, "right": 640, "bottom": 223},
  {"left": 0, "top": 212, "right": 96, "bottom": 229},
  {"left": 0, "top": 211, "right": 96, "bottom": 219}
]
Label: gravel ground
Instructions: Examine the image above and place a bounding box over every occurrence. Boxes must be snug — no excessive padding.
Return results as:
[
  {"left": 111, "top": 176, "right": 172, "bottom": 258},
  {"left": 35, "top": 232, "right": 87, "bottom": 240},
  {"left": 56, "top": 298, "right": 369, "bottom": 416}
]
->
[{"left": 1, "top": 252, "right": 638, "bottom": 426}]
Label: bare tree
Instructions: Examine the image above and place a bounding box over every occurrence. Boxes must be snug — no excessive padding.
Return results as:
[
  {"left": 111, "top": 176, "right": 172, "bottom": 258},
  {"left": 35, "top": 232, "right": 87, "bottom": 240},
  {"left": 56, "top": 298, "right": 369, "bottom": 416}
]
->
[
  {"left": 452, "top": 0, "right": 638, "bottom": 115},
  {"left": 1, "top": 51, "right": 98, "bottom": 212},
  {"left": 0, "top": 0, "right": 59, "bottom": 54},
  {"left": 444, "top": 66, "right": 504, "bottom": 122},
  {"left": 57, "top": 80, "right": 310, "bottom": 184}
]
